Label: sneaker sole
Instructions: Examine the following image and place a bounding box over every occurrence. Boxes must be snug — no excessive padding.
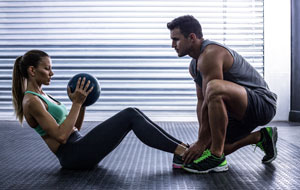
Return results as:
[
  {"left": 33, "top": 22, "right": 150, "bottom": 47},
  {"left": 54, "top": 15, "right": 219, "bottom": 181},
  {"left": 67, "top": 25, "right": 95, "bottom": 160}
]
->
[
  {"left": 183, "top": 164, "right": 229, "bottom": 174},
  {"left": 172, "top": 163, "right": 183, "bottom": 169},
  {"left": 262, "top": 127, "right": 278, "bottom": 164}
]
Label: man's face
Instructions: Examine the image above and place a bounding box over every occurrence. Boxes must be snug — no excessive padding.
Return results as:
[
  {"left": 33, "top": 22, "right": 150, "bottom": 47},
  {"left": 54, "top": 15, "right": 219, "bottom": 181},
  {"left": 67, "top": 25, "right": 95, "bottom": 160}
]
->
[{"left": 170, "top": 28, "right": 192, "bottom": 57}]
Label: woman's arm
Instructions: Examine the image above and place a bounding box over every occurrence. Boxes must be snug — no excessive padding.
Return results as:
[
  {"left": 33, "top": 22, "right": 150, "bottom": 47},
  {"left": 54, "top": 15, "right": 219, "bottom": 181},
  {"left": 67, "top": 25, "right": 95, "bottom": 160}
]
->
[
  {"left": 26, "top": 77, "right": 93, "bottom": 144},
  {"left": 27, "top": 97, "right": 82, "bottom": 144},
  {"left": 74, "top": 106, "right": 85, "bottom": 131}
]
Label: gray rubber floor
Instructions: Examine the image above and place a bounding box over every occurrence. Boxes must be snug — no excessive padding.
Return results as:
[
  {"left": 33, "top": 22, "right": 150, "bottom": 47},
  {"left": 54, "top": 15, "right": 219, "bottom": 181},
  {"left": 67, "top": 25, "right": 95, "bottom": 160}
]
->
[{"left": 1, "top": 121, "right": 300, "bottom": 190}]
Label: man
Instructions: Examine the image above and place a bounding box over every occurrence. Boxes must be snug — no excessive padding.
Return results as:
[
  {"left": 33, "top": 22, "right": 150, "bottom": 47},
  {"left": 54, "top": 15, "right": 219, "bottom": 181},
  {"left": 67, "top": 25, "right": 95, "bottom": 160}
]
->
[{"left": 168, "top": 15, "right": 277, "bottom": 174}]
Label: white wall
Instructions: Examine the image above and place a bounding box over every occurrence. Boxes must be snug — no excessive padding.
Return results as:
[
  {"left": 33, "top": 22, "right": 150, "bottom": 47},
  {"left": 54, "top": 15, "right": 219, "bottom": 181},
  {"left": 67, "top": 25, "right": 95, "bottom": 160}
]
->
[{"left": 264, "top": 0, "right": 291, "bottom": 121}]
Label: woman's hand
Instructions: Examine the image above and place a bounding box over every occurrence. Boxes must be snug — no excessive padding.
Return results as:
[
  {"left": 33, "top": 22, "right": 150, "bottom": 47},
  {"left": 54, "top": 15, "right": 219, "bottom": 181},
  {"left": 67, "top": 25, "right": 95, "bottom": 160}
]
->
[{"left": 67, "top": 77, "right": 94, "bottom": 105}]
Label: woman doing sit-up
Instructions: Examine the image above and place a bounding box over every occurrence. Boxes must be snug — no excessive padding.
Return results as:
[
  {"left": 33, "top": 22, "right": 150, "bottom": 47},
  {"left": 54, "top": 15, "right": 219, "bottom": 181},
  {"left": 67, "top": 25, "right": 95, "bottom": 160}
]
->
[{"left": 12, "top": 50, "right": 188, "bottom": 170}]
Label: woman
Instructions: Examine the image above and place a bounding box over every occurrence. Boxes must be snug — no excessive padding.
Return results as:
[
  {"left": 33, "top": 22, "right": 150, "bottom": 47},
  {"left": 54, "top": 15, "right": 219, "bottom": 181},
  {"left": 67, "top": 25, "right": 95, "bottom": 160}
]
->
[{"left": 12, "top": 50, "right": 188, "bottom": 170}]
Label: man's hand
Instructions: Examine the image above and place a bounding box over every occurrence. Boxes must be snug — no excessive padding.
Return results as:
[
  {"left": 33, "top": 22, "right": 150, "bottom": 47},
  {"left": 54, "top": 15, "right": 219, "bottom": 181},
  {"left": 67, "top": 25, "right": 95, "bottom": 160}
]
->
[{"left": 182, "top": 141, "right": 205, "bottom": 164}]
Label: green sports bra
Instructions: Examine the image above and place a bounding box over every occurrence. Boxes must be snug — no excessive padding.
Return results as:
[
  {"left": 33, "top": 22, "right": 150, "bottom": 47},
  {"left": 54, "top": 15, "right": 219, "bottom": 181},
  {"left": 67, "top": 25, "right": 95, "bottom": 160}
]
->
[{"left": 25, "top": 91, "right": 68, "bottom": 136}]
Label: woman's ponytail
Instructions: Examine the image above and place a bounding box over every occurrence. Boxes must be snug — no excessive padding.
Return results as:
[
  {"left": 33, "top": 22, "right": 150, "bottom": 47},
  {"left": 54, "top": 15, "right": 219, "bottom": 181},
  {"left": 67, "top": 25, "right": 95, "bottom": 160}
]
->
[{"left": 12, "top": 56, "right": 26, "bottom": 124}]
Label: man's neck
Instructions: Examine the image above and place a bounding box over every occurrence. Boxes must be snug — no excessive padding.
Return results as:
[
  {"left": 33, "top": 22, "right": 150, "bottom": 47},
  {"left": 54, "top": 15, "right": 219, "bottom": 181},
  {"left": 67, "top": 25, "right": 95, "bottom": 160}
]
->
[{"left": 188, "top": 38, "right": 204, "bottom": 59}]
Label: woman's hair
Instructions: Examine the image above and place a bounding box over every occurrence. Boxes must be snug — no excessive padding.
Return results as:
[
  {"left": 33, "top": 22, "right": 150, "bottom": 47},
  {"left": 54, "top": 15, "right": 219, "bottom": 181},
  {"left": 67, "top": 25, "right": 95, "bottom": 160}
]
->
[
  {"left": 167, "top": 15, "right": 203, "bottom": 39},
  {"left": 12, "top": 50, "right": 49, "bottom": 124}
]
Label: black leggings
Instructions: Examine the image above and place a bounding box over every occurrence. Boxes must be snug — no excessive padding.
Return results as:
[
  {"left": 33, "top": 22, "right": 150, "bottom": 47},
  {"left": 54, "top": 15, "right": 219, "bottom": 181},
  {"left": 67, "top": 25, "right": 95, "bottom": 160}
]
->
[{"left": 55, "top": 107, "right": 182, "bottom": 169}]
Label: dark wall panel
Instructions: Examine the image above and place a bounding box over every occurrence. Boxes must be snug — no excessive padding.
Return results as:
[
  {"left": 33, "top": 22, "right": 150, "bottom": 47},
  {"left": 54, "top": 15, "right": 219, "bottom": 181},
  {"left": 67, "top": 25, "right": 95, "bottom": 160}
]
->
[{"left": 290, "top": 0, "right": 300, "bottom": 122}]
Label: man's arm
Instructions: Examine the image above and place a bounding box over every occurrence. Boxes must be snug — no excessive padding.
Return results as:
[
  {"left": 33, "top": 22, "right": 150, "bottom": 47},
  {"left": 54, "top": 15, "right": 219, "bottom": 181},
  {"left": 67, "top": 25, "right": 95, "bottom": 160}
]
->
[
  {"left": 199, "top": 47, "right": 224, "bottom": 96},
  {"left": 183, "top": 84, "right": 211, "bottom": 164},
  {"left": 182, "top": 62, "right": 211, "bottom": 163},
  {"left": 183, "top": 45, "right": 225, "bottom": 163},
  {"left": 197, "top": 86, "right": 211, "bottom": 148}
]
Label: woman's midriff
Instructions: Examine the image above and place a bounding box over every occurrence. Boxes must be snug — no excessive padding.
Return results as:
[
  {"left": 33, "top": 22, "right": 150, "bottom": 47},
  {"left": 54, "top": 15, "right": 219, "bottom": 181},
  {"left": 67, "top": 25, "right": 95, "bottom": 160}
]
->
[{"left": 42, "top": 128, "right": 77, "bottom": 154}]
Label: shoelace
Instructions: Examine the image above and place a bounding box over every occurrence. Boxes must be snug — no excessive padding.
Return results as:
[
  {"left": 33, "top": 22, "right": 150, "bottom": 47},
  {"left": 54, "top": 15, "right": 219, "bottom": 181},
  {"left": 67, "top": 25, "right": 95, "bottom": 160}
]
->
[
  {"left": 253, "top": 142, "right": 264, "bottom": 153},
  {"left": 194, "top": 149, "right": 211, "bottom": 163},
  {"left": 253, "top": 135, "right": 267, "bottom": 153}
]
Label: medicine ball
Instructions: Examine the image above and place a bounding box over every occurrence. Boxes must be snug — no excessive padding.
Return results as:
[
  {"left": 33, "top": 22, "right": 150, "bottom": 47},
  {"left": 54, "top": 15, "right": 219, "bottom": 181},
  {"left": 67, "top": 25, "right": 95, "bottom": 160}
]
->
[{"left": 67, "top": 73, "right": 101, "bottom": 106}]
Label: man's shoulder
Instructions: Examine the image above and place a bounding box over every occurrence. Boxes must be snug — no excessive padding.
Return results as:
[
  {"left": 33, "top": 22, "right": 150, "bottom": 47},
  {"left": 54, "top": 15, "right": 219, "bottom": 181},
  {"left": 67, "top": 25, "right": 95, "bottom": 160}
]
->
[
  {"left": 203, "top": 43, "right": 229, "bottom": 56},
  {"left": 198, "top": 45, "right": 228, "bottom": 66}
]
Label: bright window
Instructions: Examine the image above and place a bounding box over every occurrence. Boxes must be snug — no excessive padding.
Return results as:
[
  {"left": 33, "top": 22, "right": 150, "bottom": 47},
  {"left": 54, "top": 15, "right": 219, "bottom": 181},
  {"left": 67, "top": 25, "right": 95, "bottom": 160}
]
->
[{"left": 0, "top": 0, "right": 264, "bottom": 121}]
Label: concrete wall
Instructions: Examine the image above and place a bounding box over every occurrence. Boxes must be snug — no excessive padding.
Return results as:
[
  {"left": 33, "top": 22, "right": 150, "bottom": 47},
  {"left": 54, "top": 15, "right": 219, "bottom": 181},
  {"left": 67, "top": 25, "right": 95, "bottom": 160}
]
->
[{"left": 264, "top": 0, "right": 291, "bottom": 121}]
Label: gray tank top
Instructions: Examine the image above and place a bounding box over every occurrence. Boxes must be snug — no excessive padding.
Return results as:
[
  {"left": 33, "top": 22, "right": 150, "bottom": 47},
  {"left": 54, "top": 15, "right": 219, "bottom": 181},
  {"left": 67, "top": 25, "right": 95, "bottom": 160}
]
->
[{"left": 190, "top": 39, "right": 277, "bottom": 107}]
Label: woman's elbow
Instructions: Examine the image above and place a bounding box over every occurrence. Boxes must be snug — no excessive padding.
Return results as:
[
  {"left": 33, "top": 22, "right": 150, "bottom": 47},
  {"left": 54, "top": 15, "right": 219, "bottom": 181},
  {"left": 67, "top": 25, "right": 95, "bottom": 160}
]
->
[{"left": 57, "top": 135, "right": 68, "bottom": 144}]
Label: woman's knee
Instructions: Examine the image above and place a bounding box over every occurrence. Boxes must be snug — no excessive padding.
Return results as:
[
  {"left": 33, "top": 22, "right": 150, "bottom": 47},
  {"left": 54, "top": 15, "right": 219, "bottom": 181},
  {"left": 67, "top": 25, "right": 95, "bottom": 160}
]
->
[{"left": 122, "top": 107, "right": 139, "bottom": 117}]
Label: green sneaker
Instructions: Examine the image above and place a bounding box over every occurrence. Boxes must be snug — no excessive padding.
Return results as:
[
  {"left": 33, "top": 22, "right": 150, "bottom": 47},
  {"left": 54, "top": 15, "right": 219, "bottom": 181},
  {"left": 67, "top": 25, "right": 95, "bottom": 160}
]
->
[
  {"left": 183, "top": 149, "right": 228, "bottom": 174},
  {"left": 255, "top": 127, "right": 278, "bottom": 163}
]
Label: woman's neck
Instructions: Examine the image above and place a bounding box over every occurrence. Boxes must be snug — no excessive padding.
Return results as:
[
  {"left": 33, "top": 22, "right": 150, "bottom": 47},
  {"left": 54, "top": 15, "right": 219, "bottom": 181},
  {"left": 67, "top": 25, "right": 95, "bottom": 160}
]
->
[{"left": 26, "top": 81, "right": 43, "bottom": 95}]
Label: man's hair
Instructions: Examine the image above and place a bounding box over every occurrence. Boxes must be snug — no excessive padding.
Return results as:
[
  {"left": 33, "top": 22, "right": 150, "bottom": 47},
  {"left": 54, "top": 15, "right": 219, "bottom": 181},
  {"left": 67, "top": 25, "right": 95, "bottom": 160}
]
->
[{"left": 167, "top": 15, "right": 203, "bottom": 39}]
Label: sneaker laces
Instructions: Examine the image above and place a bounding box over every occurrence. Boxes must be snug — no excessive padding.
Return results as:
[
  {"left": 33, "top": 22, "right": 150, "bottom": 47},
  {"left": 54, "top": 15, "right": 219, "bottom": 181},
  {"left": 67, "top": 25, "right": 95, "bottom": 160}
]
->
[
  {"left": 253, "top": 130, "right": 266, "bottom": 153},
  {"left": 253, "top": 141, "right": 265, "bottom": 153},
  {"left": 194, "top": 149, "right": 211, "bottom": 163},
  {"left": 253, "top": 130, "right": 273, "bottom": 154}
]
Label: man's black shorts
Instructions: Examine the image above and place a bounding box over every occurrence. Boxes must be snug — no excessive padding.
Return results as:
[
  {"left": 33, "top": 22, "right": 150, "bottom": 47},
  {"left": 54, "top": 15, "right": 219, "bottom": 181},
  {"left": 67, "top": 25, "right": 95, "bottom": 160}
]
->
[{"left": 225, "top": 87, "right": 276, "bottom": 143}]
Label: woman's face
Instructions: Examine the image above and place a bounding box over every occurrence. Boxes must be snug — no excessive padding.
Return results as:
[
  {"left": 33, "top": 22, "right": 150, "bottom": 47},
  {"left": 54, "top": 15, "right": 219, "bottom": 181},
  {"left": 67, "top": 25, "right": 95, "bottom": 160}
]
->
[{"left": 34, "top": 56, "right": 54, "bottom": 85}]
